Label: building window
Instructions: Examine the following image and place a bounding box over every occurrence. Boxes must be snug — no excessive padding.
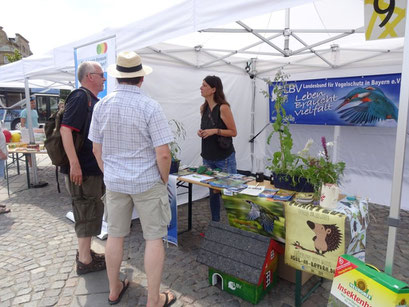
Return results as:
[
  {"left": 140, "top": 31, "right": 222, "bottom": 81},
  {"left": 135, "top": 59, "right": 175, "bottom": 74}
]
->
[{"left": 3, "top": 56, "right": 9, "bottom": 64}]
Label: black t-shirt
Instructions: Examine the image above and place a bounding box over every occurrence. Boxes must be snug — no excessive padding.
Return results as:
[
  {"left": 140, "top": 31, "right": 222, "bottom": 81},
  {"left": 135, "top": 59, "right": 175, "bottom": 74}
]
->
[
  {"left": 60, "top": 87, "right": 102, "bottom": 176},
  {"left": 200, "top": 103, "right": 234, "bottom": 161}
]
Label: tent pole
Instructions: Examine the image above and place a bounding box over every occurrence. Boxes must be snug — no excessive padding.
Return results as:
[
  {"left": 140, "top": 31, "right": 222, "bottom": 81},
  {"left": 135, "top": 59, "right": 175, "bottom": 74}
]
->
[
  {"left": 385, "top": 2, "right": 409, "bottom": 275},
  {"left": 24, "top": 78, "right": 39, "bottom": 186},
  {"left": 24, "top": 78, "right": 35, "bottom": 144},
  {"left": 250, "top": 58, "right": 257, "bottom": 173},
  {"left": 332, "top": 126, "right": 340, "bottom": 163}
]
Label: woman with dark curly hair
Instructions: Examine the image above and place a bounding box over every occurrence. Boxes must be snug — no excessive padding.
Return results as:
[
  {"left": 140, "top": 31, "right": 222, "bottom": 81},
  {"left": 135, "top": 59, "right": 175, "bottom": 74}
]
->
[{"left": 197, "top": 75, "right": 237, "bottom": 221}]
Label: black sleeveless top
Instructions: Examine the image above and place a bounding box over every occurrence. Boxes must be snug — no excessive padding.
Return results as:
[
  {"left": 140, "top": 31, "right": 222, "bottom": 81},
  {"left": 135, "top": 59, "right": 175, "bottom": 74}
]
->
[{"left": 200, "top": 103, "right": 234, "bottom": 161}]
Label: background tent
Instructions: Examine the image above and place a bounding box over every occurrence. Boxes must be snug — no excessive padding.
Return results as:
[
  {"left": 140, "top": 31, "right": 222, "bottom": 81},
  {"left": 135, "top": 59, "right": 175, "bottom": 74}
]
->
[{"left": 0, "top": 0, "right": 408, "bottom": 271}]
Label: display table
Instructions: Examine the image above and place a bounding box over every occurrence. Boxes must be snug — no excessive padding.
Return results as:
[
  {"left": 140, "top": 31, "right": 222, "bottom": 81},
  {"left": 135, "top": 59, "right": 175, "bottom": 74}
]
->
[
  {"left": 6, "top": 147, "right": 48, "bottom": 195},
  {"left": 177, "top": 174, "right": 368, "bottom": 306}
]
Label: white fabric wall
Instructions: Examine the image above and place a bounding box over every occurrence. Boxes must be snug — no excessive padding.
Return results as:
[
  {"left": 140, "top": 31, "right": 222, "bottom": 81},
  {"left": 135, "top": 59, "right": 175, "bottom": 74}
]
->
[{"left": 141, "top": 60, "right": 254, "bottom": 170}]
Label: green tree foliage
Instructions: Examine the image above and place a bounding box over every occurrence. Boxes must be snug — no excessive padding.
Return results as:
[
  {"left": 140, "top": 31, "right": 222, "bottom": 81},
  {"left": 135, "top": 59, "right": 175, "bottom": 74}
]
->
[{"left": 6, "top": 49, "right": 22, "bottom": 63}]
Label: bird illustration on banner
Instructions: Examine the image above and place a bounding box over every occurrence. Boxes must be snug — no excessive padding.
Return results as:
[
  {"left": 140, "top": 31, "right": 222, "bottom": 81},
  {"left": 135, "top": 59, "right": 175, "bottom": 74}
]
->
[
  {"left": 246, "top": 200, "right": 279, "bottom": 233},
  {"left": 336, "top": 86, "right": 398, "bottom": 125}
]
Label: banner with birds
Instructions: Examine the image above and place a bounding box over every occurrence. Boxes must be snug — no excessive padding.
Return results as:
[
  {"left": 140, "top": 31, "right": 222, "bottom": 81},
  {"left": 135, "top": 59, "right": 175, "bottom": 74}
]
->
[{"left": 268, "top": 73, "right": 401, "bottom": 127}]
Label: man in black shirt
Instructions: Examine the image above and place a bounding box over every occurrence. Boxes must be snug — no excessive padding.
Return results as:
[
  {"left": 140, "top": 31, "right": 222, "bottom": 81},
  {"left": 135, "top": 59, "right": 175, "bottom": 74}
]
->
[{"left": 61, "top": 61, "right": 106, "bottom": 275}]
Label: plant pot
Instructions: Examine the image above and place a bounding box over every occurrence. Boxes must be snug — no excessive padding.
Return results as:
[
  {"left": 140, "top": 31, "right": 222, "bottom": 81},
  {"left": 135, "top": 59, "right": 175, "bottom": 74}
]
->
[
  {"left": 170, "top": 159, "right": 180, "bottom": 174},
  {"left": 272, "top": 173, "right": 315, "bottom": 192}
]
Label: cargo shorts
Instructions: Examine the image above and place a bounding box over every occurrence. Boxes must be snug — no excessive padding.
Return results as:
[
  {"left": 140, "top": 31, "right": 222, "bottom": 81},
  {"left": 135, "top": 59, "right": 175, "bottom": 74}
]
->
[
  {"left": 105, "top": 181, "right": 171, "bottom": 240},
  {"left": 65, "top": 175, "right": 105, "bottom": 238}
]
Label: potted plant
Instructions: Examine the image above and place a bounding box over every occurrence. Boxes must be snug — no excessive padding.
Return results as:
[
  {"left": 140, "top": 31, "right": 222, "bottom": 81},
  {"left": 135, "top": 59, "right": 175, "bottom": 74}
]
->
[
  {"left": 263, "top": 71, "right": 345, "bottom": 193},
  {"left": 298, "top": 136, "right": 346, "bottom": 193},
  {"left": 168, "top": 119, "right": 186, "bottom": 174}
]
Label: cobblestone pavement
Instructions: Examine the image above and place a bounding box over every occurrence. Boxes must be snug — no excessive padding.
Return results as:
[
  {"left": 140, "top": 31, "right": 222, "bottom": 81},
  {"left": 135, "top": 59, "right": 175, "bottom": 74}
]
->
[{"left": 0, "top": 156, "right": 408, "bottom": 306}]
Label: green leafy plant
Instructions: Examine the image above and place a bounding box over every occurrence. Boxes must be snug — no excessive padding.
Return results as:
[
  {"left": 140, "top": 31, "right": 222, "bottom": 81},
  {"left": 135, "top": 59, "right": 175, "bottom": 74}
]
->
[
  {"left": 298, "top": 137, "right": 346, "bottom": 191},
  {"left": 263, "top": 71, "right": 346, "bottom": 191},
  {"left": 168, "top": 119, "right": 186, "bottom": 161},
  {"left": 262, "top": 70, "right": 302, "bottom": 183}
]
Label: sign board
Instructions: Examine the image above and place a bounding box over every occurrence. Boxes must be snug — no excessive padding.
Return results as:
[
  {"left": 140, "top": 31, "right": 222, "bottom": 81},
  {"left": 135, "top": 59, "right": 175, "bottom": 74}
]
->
[
  {"left": 268, "top": 73, "right": 401, "bottom": 127},
  {"left": 365, "top": 0, "right": 407, "bottom": 40},
  {"left": 74, "top": 37, "right": 116, "bottom": 99}
]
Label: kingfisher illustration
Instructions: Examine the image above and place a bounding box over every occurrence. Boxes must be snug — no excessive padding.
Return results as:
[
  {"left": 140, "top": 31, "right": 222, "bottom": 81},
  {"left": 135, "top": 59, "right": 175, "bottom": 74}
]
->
[
  {"left": 336, "top": 86, "right": 398, "bottom": 124},
  {"left": 246, "top": 200, "right": 279, "bottom": 233}
]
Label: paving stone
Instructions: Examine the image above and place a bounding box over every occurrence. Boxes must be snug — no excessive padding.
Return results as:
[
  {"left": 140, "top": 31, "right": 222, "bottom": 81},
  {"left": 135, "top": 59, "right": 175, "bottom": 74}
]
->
[
  {"left": 38, "top": 296, "right": 59, "bottom": 307},
  {"left": 12, "top": 294, "right": 31, "bottom": 305}
]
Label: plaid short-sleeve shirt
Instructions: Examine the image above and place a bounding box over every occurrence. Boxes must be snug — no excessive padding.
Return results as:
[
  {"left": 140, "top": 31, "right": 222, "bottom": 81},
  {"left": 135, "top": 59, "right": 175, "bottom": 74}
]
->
[{"left": 89, "top": 84, "right": 173, "bottom": 194}]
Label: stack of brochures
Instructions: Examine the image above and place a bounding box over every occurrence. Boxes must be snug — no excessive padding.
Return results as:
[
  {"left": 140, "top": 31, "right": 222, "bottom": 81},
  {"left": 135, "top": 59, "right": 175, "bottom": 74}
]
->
[
  {"left": 179, "top": 174, "right": 214, "bottom": 183},
  {"left": 294, "top": 192, "right": 315, "bottom": 203},
  {"left": 272, "top": 190, "right": 295, "bottom": 201},
  {"left": 207, "top": 176, "right": 248, "bottom": 191},
  {"left": 239, "top": 185, "right": 265, "bottom": 196},
  {"left": 258, "top": 188, "right": 279, "bottom": 198}
]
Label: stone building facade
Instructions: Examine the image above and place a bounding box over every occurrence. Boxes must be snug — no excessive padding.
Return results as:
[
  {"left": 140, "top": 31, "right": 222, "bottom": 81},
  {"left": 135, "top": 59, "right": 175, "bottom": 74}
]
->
[{"left": 0, "top": 26, "right": 32, "bottom": 66}]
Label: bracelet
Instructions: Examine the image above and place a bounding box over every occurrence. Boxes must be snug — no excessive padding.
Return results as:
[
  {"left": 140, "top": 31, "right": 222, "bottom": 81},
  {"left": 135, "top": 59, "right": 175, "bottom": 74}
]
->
[{"left": 218, "top": 129, "right": 221, "bottom": 135}]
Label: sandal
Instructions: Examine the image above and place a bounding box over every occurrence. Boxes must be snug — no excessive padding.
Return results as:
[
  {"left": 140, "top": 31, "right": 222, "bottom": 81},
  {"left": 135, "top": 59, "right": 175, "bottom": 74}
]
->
[
  {"left": 0, "top": 207, "right": 10, "bottom": 214},
  {"left": 76, "top": 257, "right": 106, "bottom": 275},
  {"left": 162, "top": 291, "right": 177, "bottom": 307},
  {"left": 76, "top": 249, "right": 105, "bottom": 263},
  {"left": 108, "top": 279, "right": 129, "bottom": 305}
]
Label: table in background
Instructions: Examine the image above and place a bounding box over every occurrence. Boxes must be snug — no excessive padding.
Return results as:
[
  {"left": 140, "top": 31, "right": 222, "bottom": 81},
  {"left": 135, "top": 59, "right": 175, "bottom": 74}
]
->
[{"left": 6, "top": 148, "right": 48, "bottom": 195}]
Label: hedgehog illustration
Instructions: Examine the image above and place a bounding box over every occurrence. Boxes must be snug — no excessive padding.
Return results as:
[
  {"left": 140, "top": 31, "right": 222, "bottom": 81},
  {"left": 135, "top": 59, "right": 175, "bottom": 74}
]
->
[{"left": 307, "top": 221, "right": 342, "bottom": 255}]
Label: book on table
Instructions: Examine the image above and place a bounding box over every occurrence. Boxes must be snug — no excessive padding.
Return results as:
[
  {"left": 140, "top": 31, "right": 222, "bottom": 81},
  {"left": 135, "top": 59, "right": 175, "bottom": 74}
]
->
[
  {"left": 207, "top": 177, "right": 248, "bottom": 191},
  {"left": 272, "top": 190, "right": 295, "bottom": 201},
  {"left": 239, "top": 185, "right": 266, "bottom": 196}
]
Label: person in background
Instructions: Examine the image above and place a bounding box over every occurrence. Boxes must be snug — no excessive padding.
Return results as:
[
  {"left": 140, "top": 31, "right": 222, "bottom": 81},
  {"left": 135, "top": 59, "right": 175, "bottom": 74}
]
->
[
  {"left": 89, "top": 51, "right": 177, "bottom": 306},
  {"left": 0, "top": 127, "right": 10, "bottom": 215},
  {"left": 20, "top": 96, "right": 39, "bottom": 128},
  {"left": 60, "top": 61, "right": 106, "bottom": 275},
  {"left": 197, "top": 75, "right": 237, "bottom": 222},
  {"left": 58, "top": 100, "right": 65, "bottom": 112}
]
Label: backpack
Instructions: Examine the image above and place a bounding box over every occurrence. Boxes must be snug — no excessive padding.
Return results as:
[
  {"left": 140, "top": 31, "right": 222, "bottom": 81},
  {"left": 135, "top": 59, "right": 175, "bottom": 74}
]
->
[{"left": 44, "top": 88, "right": 91, "bottom": 167}]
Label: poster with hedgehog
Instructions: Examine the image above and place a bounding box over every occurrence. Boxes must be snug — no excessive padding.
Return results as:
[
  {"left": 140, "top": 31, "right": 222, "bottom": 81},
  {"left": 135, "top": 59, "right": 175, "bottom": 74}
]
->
[{"left": 285, "top": 202, "right": 346, "bottom": 280}]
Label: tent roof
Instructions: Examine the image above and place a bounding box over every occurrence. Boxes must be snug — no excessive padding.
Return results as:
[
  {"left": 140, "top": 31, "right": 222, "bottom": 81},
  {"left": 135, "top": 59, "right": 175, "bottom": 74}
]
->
[{"left": 0, "top": 0, "right": 404, "bottom": 84}]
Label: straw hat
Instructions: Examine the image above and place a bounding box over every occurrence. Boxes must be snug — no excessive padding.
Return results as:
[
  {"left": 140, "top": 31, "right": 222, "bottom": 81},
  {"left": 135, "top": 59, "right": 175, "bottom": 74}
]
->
[{"left": 107, "top": 51, "right": 152, "bottom": 78}]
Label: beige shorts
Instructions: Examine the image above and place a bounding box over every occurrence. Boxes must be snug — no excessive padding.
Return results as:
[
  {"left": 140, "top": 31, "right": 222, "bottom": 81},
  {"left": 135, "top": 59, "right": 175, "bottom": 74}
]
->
[{"left": 105, "top": 181, "right": 171, "bottom": 240}]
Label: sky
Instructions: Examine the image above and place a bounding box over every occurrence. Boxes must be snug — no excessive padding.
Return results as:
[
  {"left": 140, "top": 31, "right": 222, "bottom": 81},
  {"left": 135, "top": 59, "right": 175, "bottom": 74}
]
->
[{"left": 1, "top": 0, "right": 184, "bottom": 55}]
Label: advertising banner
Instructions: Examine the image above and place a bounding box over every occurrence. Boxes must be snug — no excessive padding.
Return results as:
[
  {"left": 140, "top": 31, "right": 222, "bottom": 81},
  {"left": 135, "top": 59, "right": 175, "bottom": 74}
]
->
[
  {"left": 285, "top": 202, "right": 346, "bottom": 280},
  {"left": 74, "top": 37, "right": 116, "bottom": 98},
  {"left": 268, "top": 73, "right": 401, "bottom": 127},
  {"left": 365, "top": 0, "right": 407, "bottom": 40},
  {"left": 166, "top": 175, "right": 178, "bottom": 246}
]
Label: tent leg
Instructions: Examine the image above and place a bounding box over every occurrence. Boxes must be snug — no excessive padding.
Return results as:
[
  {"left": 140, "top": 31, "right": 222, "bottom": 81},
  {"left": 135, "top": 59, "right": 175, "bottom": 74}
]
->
[
  {"left": 385, "top": 4, "right": 409, "bottom": 275},
  {"left": 249, "top": 59, "right": 256, "bottom": 173}
]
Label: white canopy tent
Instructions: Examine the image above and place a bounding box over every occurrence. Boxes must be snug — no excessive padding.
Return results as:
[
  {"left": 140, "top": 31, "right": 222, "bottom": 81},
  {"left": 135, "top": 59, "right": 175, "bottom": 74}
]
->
[{"left": 0, "top": 0, "right": 408, "bottom": 274}]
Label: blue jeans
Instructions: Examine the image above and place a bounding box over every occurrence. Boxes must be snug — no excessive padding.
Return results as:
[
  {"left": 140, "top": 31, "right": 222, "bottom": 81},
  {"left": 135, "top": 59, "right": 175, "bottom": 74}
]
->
[{"left": 203, "top": 152, "right": 237, "bottom": 221}]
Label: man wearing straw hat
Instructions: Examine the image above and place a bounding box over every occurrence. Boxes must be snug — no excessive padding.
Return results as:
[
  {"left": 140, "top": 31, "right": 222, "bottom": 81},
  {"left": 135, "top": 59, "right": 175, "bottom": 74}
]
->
[{"left": 89, "top": 51, "right": 176, "bottom": 306}]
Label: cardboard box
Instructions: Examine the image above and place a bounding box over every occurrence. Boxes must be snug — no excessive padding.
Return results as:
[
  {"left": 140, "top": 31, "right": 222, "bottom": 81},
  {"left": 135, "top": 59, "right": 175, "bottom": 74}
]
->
[
  {"left": 328, "top": 254, "right": 409, "bottom": 307},
  {"left": 278, "top": 253, "right": 313, "bottom": 286}
]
